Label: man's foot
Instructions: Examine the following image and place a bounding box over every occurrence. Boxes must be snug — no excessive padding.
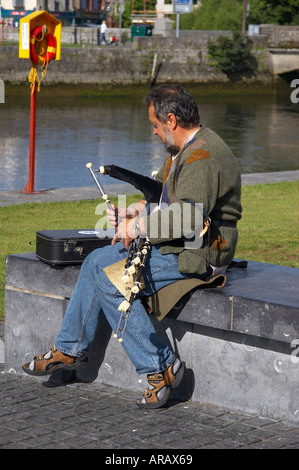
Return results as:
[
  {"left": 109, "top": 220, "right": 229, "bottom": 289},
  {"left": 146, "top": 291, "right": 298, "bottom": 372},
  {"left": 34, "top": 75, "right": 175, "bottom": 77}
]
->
[
  {"left": 22, "top": 345, "right": 84, "bottom": 377},
  {"left": 137, "top": 359, "right": 185, "bottom": 409}
]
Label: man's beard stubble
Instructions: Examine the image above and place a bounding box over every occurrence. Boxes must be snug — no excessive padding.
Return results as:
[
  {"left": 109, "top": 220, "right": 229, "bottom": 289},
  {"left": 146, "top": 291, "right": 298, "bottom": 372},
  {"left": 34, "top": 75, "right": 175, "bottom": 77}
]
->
[{"left": 162, "top": 126, "right": 180, "bottom": 155}]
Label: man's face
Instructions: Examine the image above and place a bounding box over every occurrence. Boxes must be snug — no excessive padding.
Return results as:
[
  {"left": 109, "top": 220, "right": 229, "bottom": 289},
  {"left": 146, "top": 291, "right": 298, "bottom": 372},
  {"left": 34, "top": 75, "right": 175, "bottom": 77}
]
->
[{"left": 148, "top": 104, "right": 180, "bottom": 155}]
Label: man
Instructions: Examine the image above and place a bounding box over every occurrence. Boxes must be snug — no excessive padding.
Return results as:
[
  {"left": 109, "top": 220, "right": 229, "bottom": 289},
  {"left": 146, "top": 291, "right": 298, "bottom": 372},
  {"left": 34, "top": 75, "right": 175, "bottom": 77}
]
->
[
  {"left": 22, "top": 85, "right": 242, "bottom": 409},
  {"left": 99, "top": 20, "right": 109, "bottom": 46}
]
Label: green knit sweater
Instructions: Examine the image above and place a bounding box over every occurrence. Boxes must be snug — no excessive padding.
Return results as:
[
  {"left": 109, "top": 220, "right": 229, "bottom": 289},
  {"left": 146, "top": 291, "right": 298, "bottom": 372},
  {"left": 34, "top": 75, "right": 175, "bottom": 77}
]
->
[{"left": 143, "top": 126, "right": 242, "bottom": 275}]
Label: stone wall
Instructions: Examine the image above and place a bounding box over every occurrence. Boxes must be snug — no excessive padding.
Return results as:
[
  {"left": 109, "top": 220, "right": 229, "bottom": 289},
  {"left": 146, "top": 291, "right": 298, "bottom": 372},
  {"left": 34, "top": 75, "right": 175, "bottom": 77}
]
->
[
  {"left": 4, "top": 25, "right": 297, "bottom": 86},
  {"left": 0, "top": 33, "right": 273, "bottom": 86},
  {"left": 1, "top": 26, "right": 129, "bottom": 45},
  {"left": 5, "top": 253, "right": 299, "bottom": 422},
  {"left": 260, "top": 24, "right": 299, "bottom": 48},
  {"left": 3, "top": 23, "right": 299, "bottom": 46},
  {"left": 3, "top": 24, "right": 299, "bottom": 47}
]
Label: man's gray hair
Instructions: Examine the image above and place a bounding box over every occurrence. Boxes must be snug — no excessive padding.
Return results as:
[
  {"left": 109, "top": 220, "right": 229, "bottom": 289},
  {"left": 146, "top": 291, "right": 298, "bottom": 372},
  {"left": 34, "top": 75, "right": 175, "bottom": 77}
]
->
[{"left": 143, "top": 84, "right": 200, "bottom": 129}]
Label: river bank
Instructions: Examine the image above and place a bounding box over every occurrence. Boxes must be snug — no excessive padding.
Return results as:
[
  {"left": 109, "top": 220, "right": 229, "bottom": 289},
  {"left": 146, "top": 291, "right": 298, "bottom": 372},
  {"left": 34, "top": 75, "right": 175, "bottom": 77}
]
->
[
  {"left": 1, "top": 36, "right": 274, "bottom": 87},
  {"left": 3, "top": 78, "right": 291, "bottom": 106},
  {"left": 2, "top": 24, "right": 299, "bottom": 87},
  {"left": 2, "top": 81, "right": 298, "bottom": 192}
]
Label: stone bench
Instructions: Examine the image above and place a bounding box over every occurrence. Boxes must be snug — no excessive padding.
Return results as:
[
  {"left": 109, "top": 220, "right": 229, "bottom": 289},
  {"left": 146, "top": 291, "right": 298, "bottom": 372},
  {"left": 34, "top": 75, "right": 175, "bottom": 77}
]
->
[{"left": 4, "top": 252, "right": 299, "bottom": 422}]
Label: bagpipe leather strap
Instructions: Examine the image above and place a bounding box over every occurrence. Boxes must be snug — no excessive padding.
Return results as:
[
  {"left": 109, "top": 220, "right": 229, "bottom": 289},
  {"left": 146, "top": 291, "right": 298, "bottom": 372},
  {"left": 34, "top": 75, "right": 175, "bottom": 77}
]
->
[
  {"left": 103, "top": 259, "right": 226, "bottom": 322},
  {"left": 103, "top": 259, "right": 145, "bottom": 301},
  {"left": 146, "top": 274, "right": 226, "bottom": 321}
]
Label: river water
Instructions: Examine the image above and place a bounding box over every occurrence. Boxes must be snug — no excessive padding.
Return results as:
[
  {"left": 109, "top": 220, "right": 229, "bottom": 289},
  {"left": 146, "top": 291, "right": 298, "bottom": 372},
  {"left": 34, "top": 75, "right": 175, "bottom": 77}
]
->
[{"left": 0, "top": 86, "right": 298, "bottom": 192}]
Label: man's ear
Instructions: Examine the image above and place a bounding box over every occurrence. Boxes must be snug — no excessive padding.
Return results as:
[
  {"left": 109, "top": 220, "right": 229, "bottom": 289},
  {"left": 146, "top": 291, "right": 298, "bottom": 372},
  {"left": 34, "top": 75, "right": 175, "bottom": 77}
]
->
[{"left": 167, "top": 113, "right": 178, "bottom": 130}]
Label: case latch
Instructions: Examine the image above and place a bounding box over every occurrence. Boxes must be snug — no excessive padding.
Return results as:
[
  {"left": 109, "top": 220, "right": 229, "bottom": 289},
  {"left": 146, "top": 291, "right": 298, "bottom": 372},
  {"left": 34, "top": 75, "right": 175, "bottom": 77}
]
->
[{"left": 64, "top": 237, "right": 83, "bottom": 255}]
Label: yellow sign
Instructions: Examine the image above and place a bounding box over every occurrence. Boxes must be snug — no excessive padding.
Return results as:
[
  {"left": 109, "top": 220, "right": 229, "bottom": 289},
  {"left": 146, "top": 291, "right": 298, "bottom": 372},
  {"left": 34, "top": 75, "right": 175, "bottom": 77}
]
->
[{"left": 19, "top": 10, "right": 61, "bottom": 61}]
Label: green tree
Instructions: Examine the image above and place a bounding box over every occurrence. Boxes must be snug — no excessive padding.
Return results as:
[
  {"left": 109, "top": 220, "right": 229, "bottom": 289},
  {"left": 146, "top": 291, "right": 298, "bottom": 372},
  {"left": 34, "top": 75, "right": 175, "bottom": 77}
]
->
[
  {"left": 179, "top": 0, "right": 299, "bottom": 30},
  {"left": 180, "top": 0, "right": 244, "bottom": 31},
  {"left": 207, "top": 31, "right": 258, "bottom": 80},
  {"left": 116, "top": 0, "right": 156, "bottom": 28},
  {"left": 247, "top": 0, "right": 299, "bottom": 26}
]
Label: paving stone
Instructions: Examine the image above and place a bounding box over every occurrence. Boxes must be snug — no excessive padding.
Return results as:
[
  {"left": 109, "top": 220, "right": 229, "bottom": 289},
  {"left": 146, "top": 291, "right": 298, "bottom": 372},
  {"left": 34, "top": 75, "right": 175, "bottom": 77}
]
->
[{"left": 2, "top": 370, "right": 298, "bottom": 449}]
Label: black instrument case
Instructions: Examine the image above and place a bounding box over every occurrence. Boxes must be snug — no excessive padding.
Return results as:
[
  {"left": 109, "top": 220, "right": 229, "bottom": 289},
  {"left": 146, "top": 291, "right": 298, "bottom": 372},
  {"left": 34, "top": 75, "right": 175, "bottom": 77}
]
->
[{"left": 36, "top": 229, "right": 113, "bottom": 265}]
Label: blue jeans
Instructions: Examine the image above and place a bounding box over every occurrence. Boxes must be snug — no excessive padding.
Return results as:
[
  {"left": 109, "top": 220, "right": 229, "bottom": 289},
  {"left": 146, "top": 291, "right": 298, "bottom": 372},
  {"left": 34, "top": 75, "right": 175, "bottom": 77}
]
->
[
  {"left": 55, "top": 242, "right": 209, "bottom": 375},
  {"left": 99, "top": 33, "right": 108, "bottom": 45}
]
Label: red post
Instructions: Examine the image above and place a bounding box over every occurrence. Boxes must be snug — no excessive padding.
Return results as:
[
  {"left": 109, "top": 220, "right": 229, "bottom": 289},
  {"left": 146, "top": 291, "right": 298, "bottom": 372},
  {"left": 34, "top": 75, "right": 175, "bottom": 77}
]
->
[
  {"left": 23, "top": 82, "right": 37, "bottom": 194},
  {"left": 0, "top": 20, "right": 4, "bottom": 46}
]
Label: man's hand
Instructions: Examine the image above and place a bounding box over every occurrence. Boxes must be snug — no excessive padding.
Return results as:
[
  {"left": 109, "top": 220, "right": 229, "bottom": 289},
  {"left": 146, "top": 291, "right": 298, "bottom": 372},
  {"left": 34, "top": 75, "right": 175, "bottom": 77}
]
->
[
  {"left": 106, "top": 201, "right": 146, "bottom": 250},
  {"left": 112, "top": 217, "right": 138, "bottom": 249}
]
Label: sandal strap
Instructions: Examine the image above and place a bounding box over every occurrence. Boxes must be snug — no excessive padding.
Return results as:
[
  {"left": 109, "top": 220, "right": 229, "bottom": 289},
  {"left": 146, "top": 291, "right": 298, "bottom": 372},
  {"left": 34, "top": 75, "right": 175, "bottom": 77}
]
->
[
  {"left": 147, "top": 364, "right": 175, "bottom": 387},
  {"left": 162, "top": 365, "right": 176, "bottom": 385},
  {"left": 143, "top": 388, "right": 160, "bottom": 405},
  {"left": 142, "top": 362, "right": 177, "bottom": 405},
  {"left": 36, "top": 354, "right": 45, "bottom": 361},
  {"left": 32, "top": 345, "right": 74, "bottom": 373},
  {"left": 147, "top": 373, "right": 164, "bottom": 387},
  {"left": 34, "top": 345, "right": 56, "bottom": 363}
]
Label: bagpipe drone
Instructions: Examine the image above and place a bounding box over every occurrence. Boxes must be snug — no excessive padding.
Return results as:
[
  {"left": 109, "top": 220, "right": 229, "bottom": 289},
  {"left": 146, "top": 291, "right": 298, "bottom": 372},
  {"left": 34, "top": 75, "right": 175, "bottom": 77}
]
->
[
  {"left": 86, "top": 162, "right": 211, "bottom": 342},
  {"left": 86, "top": 163, "right": 157, "bottom": 342}
]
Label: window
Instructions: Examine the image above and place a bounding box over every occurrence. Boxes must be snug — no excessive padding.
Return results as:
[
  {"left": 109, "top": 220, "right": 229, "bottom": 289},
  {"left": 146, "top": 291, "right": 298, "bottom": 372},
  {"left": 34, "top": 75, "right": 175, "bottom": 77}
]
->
[{"left": 13, "top": 0, "right": 25, "bottom": 7}]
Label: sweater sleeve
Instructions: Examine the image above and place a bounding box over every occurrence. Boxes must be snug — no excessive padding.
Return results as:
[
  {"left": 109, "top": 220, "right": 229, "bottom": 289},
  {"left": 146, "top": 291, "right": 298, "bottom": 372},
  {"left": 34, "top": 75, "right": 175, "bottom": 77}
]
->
[
  {"left": 142, "top": 157, "right": 218, "bottom": 244},
  {"left": 154, "top": 160, "right": 166, "bottom": 184},
  {"left": 141, "top": 127, "right": 242, "bottom": 249}
]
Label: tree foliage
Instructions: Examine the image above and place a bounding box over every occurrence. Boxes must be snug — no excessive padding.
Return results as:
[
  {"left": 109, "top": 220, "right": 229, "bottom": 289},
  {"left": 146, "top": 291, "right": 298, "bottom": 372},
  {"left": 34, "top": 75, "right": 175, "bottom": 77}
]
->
[
  {"left": 179, "top": 0, "right": 299, "bottom": 31},
  {"left": 247, "top": 0, "right": 299, "bottom": 26},
  {"left": 207, "top": 31, "right": 258, "bottom": 81},
  {"left": 116, "top": 0, "right": 156, "bottom": 28},
  {"left": 180, "top": 0, "right": 243, "bottom": 31}
]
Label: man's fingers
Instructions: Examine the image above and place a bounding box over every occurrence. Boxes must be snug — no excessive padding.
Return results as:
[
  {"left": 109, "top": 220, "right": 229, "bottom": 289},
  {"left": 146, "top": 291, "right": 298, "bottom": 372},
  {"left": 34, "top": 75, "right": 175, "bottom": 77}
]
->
[
  {"left": 111, "top": 233, "right": 118, "bottom": 245},
  {"left": 106, "top": 206, "right": 118, "bottom": 226}
]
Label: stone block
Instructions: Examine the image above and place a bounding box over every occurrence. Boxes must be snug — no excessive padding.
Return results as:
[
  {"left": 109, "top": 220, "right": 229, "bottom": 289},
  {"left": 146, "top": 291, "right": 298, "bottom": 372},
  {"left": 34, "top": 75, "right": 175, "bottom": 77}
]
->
[
  {"left": 4, "top": 289, "right": 67, "bottom": 374},
  {"left": 5, "top": 252, "right": 80, "bottom": 298},
  {"left": 4, "top": 252, "right": 299, "bottom": 421},
  {"left": 191, "top": 324, "right": 299, "bottom": 421}
]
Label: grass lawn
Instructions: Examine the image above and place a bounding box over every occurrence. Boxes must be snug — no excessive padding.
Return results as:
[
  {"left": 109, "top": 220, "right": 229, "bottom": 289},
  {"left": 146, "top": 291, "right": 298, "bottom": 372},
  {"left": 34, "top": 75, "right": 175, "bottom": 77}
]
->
[
  {"left": 235, "top": 181, "right": 298, "bottom": 267},
  {"left": 0, "top": 181, "right": 298, "bottom": 320}
]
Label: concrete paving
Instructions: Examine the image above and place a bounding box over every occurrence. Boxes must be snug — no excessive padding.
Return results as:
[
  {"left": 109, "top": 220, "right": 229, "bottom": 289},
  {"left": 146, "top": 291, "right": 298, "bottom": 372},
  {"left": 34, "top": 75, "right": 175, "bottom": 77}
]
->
[
  {"left": 0, "top": 170, "right": 298, "bottom": 208},
  {"left": 0, "top": 183, "right": 137, "bottom": 207},
  {"left": 0, "top": 170, "right": 298, "bottom": 450},
  {"left": 0, "top": 368, "right": 298, "bottom": 450}
]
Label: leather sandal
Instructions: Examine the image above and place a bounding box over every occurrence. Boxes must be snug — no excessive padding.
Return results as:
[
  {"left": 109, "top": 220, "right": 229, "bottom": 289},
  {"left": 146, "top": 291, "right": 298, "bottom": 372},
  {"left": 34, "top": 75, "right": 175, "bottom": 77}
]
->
[
  {"left": 137, "top": 360, "right": 185, "bottom": 409},
  {"left": 22, "top": 345, "right": 85, "bottom": 377}
]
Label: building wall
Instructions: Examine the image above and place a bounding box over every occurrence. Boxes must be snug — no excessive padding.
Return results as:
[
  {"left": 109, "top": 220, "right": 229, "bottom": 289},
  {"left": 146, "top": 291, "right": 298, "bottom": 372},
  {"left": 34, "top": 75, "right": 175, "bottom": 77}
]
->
[{"left": 1, "top": 0, "right": 39, "bottom": 10}]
